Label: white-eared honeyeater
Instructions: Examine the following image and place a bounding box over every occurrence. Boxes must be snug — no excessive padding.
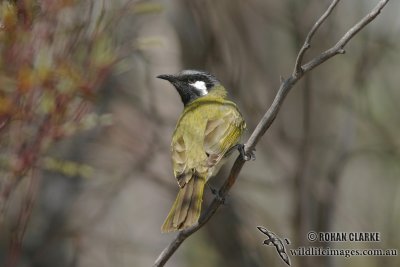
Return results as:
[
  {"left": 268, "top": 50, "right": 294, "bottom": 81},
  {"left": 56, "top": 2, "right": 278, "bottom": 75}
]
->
[{"left": 157, "top": 70, "right": 246, "bottom": 232}]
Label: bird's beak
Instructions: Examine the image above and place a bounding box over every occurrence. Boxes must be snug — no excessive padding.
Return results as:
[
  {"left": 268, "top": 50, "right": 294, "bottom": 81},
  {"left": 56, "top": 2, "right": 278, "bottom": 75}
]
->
[{"left": 157, "top": 74, "right": 175, "bottom": 82}]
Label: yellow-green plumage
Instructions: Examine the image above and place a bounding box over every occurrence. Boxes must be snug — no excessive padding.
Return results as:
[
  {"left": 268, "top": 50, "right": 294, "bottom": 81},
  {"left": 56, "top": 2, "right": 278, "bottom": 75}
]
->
[{"left": 162, "top": 85, "right": 245, "bottom": 232}]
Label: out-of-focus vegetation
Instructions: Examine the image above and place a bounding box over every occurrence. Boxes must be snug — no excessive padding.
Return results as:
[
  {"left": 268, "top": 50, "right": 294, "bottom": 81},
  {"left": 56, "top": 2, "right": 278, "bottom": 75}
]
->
[
  {"left": 0, "top": 0, "right": 158, "bottom": 266},
  {"left": 0, "top": 0, "right": 112, "bottom": 182},
  {"left": 0, "top": 0, "right": 399, "bottom": 267},
  {"left": 0, "top": 0, "right": 120, "bottom": 265}
]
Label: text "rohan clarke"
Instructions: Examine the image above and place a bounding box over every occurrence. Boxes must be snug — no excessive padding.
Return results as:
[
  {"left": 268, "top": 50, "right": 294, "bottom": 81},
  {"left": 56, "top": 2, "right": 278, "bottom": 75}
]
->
[{"left": 319, "top": 232, "right": 380, "bottom": 242}]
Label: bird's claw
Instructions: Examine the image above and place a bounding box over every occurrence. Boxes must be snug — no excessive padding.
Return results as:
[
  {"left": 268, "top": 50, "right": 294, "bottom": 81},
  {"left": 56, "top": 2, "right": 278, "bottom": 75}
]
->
[
  {"left": 238, "top": 144, "right": 256, "bottom": 161},
  {"left": 208, "top": 184, "right": 226, "bottom": 204}
]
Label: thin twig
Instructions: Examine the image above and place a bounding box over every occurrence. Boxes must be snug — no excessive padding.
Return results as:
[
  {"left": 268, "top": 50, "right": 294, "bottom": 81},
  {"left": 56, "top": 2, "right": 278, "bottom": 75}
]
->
[
  {"left": 154, "top": 0, "right": 389, "bottom": 266},
  {"left": 293, "top": 0, "right": 340, "bottom": 76},
  {"left": 302, "top": 0, "right": 389, "bottom": 73}
]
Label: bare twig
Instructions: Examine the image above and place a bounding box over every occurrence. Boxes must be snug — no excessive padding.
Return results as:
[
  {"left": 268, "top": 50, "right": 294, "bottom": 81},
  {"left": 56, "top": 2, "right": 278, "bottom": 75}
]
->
[
  {"left": 154, "top": 0, "right": 389, "bottom": 266},
  {"left": 293, "top": 0, "right": 340, "bottom": 76},
  {"left": 302, "top": 0, "right": 389, "bottom": 73}
]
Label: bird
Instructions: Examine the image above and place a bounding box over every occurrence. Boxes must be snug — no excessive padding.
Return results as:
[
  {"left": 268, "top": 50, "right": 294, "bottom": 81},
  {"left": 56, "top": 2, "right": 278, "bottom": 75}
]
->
[{"left": 157, "top": 70, "right": 248, "bottom": 232}]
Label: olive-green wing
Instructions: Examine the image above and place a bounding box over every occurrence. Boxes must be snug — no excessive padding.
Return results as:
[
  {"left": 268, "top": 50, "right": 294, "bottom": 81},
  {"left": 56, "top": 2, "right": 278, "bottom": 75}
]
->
[{"left": 203, "top": 106, "right": 245, "bottom": 168}]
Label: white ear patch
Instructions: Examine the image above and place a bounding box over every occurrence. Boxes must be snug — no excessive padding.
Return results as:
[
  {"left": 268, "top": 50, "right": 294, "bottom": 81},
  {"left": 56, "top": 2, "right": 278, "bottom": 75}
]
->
[{"left": 189, "top": 81, "right": 208, "bottom": 95}]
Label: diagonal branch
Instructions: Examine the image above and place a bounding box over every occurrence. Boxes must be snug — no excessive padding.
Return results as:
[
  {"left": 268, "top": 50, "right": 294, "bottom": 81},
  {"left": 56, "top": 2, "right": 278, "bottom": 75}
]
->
[{"left": 154, "top": 0, "right": 389, "bottom": 266}]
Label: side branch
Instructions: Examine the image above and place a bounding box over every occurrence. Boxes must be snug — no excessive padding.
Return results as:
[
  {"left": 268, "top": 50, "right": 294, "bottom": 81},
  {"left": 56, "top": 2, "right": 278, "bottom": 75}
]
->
[
  {"left": 302, "top": 0, "right": 389, "bottom": 73},
  {"left": 293, "top": 0, "right": 341, "bottom": 76},
  {"left": 154, "top": 0, "right": 389, "bottom": 266}
]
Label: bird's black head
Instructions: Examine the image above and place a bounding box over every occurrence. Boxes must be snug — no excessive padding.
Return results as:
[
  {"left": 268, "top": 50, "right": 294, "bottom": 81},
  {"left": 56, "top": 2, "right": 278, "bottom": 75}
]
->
[{"left": 157, "top": 70, "right": 220, "bottom": 106}]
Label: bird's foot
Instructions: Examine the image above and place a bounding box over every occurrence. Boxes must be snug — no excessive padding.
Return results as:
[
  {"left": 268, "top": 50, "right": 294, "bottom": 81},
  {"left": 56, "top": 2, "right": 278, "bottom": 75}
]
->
[
  {"left": 208, "top": 184, "right": 226, "bottom": 204},
  {"left": 238, "top": 144, "right": 256, "bottom": 161}
]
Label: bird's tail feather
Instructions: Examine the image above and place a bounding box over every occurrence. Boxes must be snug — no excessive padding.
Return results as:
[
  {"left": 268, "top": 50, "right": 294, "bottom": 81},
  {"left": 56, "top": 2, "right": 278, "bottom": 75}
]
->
[{"left": 161, "top": 175, "right": 205, "bottom": 232}]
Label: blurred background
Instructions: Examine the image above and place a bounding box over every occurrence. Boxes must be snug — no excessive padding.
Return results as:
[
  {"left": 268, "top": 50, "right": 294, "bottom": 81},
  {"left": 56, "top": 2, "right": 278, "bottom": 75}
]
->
[{"left": 0, "top": 0, "right": 399, "bottom": 266}]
